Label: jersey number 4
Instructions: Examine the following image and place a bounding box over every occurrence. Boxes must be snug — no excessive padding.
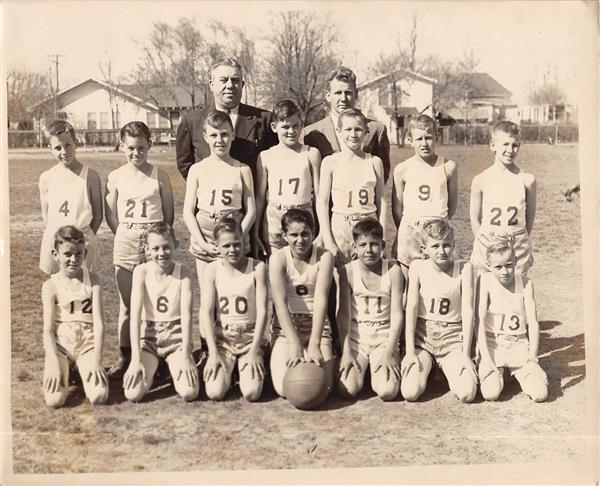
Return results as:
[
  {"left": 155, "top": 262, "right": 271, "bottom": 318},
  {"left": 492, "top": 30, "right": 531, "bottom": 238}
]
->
[
  {"left": 429, "top": 297, "right": 451, "bottom": 316},
  {"left": 58, "top": 200, "right": 70, "bottom": 217},
  {"left": 219, "top": 296, "right": 248, "bottom": 315},
  {"left": 490, "top": 206, "right": 519, "bottom": 226}
]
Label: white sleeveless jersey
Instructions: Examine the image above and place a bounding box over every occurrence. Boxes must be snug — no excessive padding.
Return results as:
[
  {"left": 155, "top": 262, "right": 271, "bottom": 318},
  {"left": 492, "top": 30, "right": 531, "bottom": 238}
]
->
[
  {"left": 350, "top": 259, "right": 393, "bottom": 322},
  {"left": 52, "top": 268, "right": 93, "bottom": 323},
  {"left": 108, "top": 164, "right": 163, "bottom": 223},
  {"left": 484, "top": 272, "right": 527, "bottom": 336},
  {"left": 480, "top": 168, "right": 527, "bottom": 233},
  {"left": 44, "top": 164, "right": 93, "bottom": 231},
  {"left": 215, "top": 259, "right": 257, "bottom": 327},
  {"left": 264, "top": 145, "right": 313, "bottom": 206},
  {"left": 285, "top": 245, "right": 319, "bottom": 314},
  {"left": 402, "top": 155, "right": 449, "bottom": 219},
  {"left": 331, "top": 155, "right": 377, "bottom": 215},
  {"left": 196, "top": 159, "right": 243, "bottom": 213},
  {"left": 417, "top": 260, "right": 462, "bottom": 322},
  {"left": 142, "top": 262, "right": 182, "bottom": 322}
]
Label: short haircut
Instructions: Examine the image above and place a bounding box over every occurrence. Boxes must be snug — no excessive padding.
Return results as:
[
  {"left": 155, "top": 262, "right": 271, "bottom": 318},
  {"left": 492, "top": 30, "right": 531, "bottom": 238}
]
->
[
  {"left": 492, "top": 120, "right": 521, "bottom": 139},
  {"left": 272, "top": 100, "right": 300, "bottom": 123},
  {"left": 45, "top": 120, "right": 76, "bottom": 143},
  {"left": 120, "top": 121, "right": 151, "bottom": 143},
  {"left": 486, "top": 238, "right": 516, "bottom": 261},
  {"left": 203, "top": 109, "right": 234, "bottom": 132},
  {"left": 352, "top": 218, "right": 383, "bottom": 242},
  {"left": 408, "top": 114, "right": 437, "bottom": 137},
  {"left": 213, "top": 217, "right": 243, "bottom": 240},
  {"left": 144, "top": 222, "right": 177, "bottom": 246},
  {"left": 327, "top": 66, "right": 357, "bottom": 91},
  {"left": 337, "top": 108, "right": 368, "bottom": 130},
  {"left": 210, "top": 57, "right": 243, "bottom": 78},
  {"left": 421, "top": 218, "right": 454, "bottom": 242},
  {"left": 281, "top": 208, "right": 315, "bottom": 234},
  {"left": 53, "top": 225, "right": 85, "bottom": 250}
]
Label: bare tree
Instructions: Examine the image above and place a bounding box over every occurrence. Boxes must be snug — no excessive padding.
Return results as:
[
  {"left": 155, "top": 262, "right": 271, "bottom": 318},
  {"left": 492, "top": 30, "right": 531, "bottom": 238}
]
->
[
  {"left": 98, "top": 53, "right": 122, "bottom": 130},
  {"left": 6, "top": 69, "right": 53, "bottom": 127},
  {"left": 258, "top": 11, "right": 339, "bottom": 124},
  {"left": 528, "top": 64, "right": 566, "bottom": 106}
]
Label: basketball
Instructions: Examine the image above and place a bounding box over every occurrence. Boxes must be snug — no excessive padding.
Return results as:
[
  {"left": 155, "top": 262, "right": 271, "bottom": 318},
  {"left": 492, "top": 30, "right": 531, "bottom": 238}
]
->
[{"left": 282, "top": 362, "right": 329, "bottom": 410}]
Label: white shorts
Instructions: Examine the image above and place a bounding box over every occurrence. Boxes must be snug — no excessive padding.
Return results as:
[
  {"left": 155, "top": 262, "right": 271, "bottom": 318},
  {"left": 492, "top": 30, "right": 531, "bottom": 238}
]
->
[
  {"left": 470, "top": 228, "right": 533, "bottom": 275},
  {"left": 414, "top": 317, "right": 465, "bottom": 370},
  {"left": 331, "top": 212, "right": 377, "bottom": 265},
  {"left": 271, "top": 313, "right": 332, "bottom": 346},
  {"left": 113, "top": 223, "right": 151, "bottom": 271},
  {"left": 349, "top": 319, "right": 395, "bottom": 358},
  {"left": 215, "top": 320, "right": 267, "bottom": 359},
  {"left": 189, "top": 208, "right": 249, "bottom": 262},
  {"left": 140, "top": 319, "right": 184, "bottom": 359},
  {"left": 40, "top": 226, "right": 100, "bottom": 274},
  {"left": 483, "top": 331, "right": 529, "bottom": 376},
  {"left": 55, "top": 320, "right": 95, "bottom": 362}
]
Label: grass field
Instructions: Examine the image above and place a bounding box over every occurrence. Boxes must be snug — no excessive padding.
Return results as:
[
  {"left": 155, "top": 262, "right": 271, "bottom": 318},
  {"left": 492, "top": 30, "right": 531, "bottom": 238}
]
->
[{"left": 7, "top": 143, "right": 587, "bottom": 473}]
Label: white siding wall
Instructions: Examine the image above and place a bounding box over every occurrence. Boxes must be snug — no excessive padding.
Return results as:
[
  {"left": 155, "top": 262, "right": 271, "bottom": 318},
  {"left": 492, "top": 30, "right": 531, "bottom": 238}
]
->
[{"left": 398, "top": 78, "right": 434, "bottom": 115}]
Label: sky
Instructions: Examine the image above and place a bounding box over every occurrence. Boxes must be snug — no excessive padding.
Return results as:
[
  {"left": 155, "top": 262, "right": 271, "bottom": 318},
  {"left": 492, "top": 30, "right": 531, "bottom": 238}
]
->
[{"left": 2, "top": 0, "right": 592, "bottom": 105}]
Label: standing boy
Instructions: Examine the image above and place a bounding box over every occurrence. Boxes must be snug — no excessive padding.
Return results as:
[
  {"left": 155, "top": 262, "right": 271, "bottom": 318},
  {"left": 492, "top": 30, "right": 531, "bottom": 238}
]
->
[
  {"left": 401, "top": 219, "right": 477, "bottom": 403},
  {"left": 336, "top": 219, "right": 404, "bottom": 401},
  {"left": 105, "top": 121, "right": 174, "bottom": 376},
  {"left": 39, "top": 120, "right": 103, "bottom": 274},
  {"left": 391, "top": 115, "right": 458, "bottom": 275},
  {"left": 254, "top": 100, "right": 321, "bottom": 256},
  {"left": 470, "top": 121, "right": 535, "bottom": 275}
]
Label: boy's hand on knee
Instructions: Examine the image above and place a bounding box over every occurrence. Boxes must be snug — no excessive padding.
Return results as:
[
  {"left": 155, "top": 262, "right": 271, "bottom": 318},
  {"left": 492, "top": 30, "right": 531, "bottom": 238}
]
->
[
  {"left": 123, "top": 360, "right": 145, "bottom": 390},
  {"left": 401, "top": 353, "right": 420, "bottom": 378},
  {"left": 200, "top": 241, "right": 220, "bottom": 259},
  {"left": 458, "top": 354, "right": 478, "bottom": 383},
  {"left": 525, "top": 359, "right": 548, "bottom": 384},
  {"left": 204, "top": 353, "right": 225, "bottom": 381},
  {"left": 338, "top": 352, "right": 361, "bottom": 381},
  {"left": 178, "top": 356, "right": 199, "bottom": 387},
  {"left": 286, "top": 342, "right": 305, "bottom": 369},
  {"left": 86, "top": 364, "right": 108, "bottom": 388},
  {"left": 306, "top": 341, "right": 324, "bottom": 366},
  {"left": 240, "top": 350, "right": 265, "bottom": 380},
  {"left": 44, "top": 357, "right": 62, "bottom": 393},
  {"left": 374, "top": 350, "right": 400, "bottom": 382}
]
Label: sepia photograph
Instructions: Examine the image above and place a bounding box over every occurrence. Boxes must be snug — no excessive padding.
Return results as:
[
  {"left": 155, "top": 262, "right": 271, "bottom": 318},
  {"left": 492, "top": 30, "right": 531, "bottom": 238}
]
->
[{"left": 1, "top": 1, "right": 598, "bottom": 484}]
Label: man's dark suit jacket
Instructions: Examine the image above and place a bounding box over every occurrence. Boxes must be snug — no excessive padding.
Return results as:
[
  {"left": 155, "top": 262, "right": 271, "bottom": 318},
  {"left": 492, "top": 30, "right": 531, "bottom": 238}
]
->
[
  {"left": 176, "top": 103, "right": 277, "bottom": 180},
  {"left": 303, "top": 115, "right": 391, "bottom": 182}
]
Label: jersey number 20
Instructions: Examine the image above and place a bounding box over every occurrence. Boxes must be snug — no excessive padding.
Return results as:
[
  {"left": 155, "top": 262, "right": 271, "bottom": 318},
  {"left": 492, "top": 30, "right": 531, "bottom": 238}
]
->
[{"left": 219, "top": 296, "right": 248, "bottom": 315}]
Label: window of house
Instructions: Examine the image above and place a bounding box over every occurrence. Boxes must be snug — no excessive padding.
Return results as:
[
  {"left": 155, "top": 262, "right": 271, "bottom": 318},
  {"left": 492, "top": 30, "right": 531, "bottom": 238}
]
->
[
  {"left": 100, "top": 112, "right": 109, "bottom": 129},
  {"left": 159, "top": 114, "right": 170, "bottom": 128},
  {"left": 146, "top": 112, "right": 156, "bottom": 128},
  {"left": 87, "top": 112, "right": 97, "bottom": 130}
]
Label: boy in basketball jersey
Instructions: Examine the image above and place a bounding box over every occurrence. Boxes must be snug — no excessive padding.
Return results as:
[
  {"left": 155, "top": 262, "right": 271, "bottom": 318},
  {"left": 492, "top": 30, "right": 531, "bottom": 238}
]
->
[
  {"left": 391, "top": 115, "right": 458, "bottom": 275},
  {"left": 316, "top": 108, "right": 386, "bottom": 265},
  {"left": 123, "top": 223, "right": 199, "bottom": 402},
  {"left": 269, "top": 209, "right": 335, "bottom": 399},
  {"left": 41, "top": 226, "right": 109, "bottom": 407},
  {"left": 470, "top": 121, "right": 535, "bottom": 275},
  {"left": 105, "top": 121, "right": 174, "bottom": 377},
  {"left": 477, "top": 239, "right": 548, "bottom": 402},
  {"left": 201, "top": 218, "right": 268, "bottom": 401},
  {"left": 183, "top": 110, "right": 256, "bottom": 337},
  {"left": 401, "top": 219, "right": 477, "bottom": 402},
  {"left": 336, "top": 219, "right": 404, "bottom": 401},
  {"left": 254, "top": 100, "right": 321, "bottom": 257},
  {"left": 39, "top": 120, "right": 103, "bottom": 274}
]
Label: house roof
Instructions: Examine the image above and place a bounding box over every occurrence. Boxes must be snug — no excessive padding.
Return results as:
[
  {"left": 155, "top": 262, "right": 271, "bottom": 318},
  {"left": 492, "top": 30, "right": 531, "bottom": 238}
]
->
[
  {"left": 357, "top": 69, "right": 437, "bottom": 91},
  {"left": 460, "top": 73, "right": 512, "bottom": 99},
  {"left": 28, "top": 78, "right": 199, "bottom": 112},
  {"left": 383, "top": 106, "right": 420, "bottom": 117}
]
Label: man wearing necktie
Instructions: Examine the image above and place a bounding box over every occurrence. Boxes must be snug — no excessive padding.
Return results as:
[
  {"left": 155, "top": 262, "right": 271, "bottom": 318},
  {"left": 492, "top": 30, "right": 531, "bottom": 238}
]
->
[
  {"left": 176, "top": 58, "right": 277, "bottom": 181},
  {"left": 303, "top": 66, "right": 391, "bottom": 182}
]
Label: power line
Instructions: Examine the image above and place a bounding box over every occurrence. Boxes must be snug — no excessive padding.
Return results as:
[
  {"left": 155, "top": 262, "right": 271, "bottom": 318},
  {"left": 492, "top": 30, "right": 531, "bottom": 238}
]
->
[{"left": 47, "top": 54, "right": 64, "bottom": 116}]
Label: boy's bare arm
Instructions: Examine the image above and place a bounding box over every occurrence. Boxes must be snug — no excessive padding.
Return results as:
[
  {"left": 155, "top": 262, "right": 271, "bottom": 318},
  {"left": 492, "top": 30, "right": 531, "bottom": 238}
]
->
[
  {"left": 309, "top": 250, "right": 334, "bottom": 351},
  {"left": 523, "top": 278, "right": 541, "bottom": 359},
  {"left": 104, "top": 176, "right": 119, "bottom": 234},
  {"left": 386, "top": 264, "right": 405, "bottom": 349},
  {"left": 182, "top": 167, "right": 213, "bottom": 253},
  {"left": 240, "top": 166, "right": 256, "bottom": 237},
  {"left": 460, "top": 262, "right": 475, "bottom": 356},
  {"left": 42, "top": 280, "right": 59, "bottom": 357},
  {"left": 336, "top": 265, "right": 353, "bottom": 349},
  {"left": 180, "top": 269, "right": 194, "bottom": 357},
  {"left": 373, "top": 157, "right": 387, "bottom": 232},
  {"left": 39, "top": 172, "right": 49, "bottom": 224},
  {"left": 269, "top": 253, "right": 302, "bottom": 350},
  {"left": 252, "top": 262, "right": 269, "bottom": 352},
  {"left": 445, "top": 159, "right": 459, "bottom": 219},
  {"left": 476, "top": 275, "right": 493, "bottom": 362},
  {"left": 88, "top": 169, "right": 104, "bottom": 233},
  {"left": 404, "top": 262, "right": 421, "bottom": 356},
  {"left": 158, "top": 168, "right": 174, "bottom": 226},
  {"left": 128, "top": 266, "right": 146, "bottom": 362},
  {"left": 524, "top": 173, "right": 537, "bottom": 235},
  {"left": 316, "top": 158, "right": 336, "bottom": 250},
  {"left": 200, "top": 264, "right": 219, "bottom": 356},
  {"left": 253, "top": 154, "right": 268, "bottom": 240},
  {"left": 469, "top": 175, "right": 483, "bottom": 236},
  {"left": 391, "top": 165, "right": 406, "bottom": 229},
  {"left": 308, "top": 147, "right": 322, "bottom": 199}
]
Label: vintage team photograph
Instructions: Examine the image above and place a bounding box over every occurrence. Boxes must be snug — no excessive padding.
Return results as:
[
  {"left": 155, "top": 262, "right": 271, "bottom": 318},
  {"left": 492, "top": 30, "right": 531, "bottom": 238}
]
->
[{"left": 1, "top": 0, "right": 597, "bottom": 484}]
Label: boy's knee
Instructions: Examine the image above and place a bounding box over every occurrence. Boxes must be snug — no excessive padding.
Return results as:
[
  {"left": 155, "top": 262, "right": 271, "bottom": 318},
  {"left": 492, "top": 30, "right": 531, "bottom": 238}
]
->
[
  {"left": 454, "top": 380, "right": 477, "bottom": 403},
  {"left": 44, "top": 389, "right": 68, "bottom": 408},
  {"left": 87, "top": 385, "right": 109, "bottom": 405},
  {"left": 179, "top": 385, "right": 199, "bottom": 402},
  {"left": 205, "top": 380, "right": 229, "bottom": 401},
  {"left": 480, "top": 375, "right": 503, "bottom": 401},
  {"left": 336, "top": 375, "right": 361, "bottom": 398},
  {"left": 374, "top": 379, "right": 399, "bottom": 402},
  {"left": 400, "top": 378, "right": 424, "bottom": 402},
  {"left": 241, "top": 380, "right": 264, "bottom": 402},
  {"left": 525, "top": 381, "right": 548, "bottom": 403},
  {"left": 124, "top": 385, "right": 147, "bottom": 402}
]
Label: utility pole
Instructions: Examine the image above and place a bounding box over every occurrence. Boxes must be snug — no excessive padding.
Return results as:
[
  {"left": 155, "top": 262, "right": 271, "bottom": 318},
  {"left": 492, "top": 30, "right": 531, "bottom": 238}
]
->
[
  {"left": 392, "top": 79, "right": 400, "bottom": 147},
  {"left": 48, "top": 54, "right": 64, "bottom": 117}
]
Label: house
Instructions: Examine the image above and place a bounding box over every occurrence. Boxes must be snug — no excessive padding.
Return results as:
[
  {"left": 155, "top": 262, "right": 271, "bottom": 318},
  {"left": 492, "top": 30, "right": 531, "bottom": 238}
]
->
[
  {"left": 357, "top": 70, "right": 436, "bottom": 145},
  {"left": 28, "top": 78, "right": 203, "bottom": 142},
  {"left": 505, "top": 103, "right": 578, "bottom": 124},
  {"left": 442, "top": 72, "right": 514, "bottom": 124}
]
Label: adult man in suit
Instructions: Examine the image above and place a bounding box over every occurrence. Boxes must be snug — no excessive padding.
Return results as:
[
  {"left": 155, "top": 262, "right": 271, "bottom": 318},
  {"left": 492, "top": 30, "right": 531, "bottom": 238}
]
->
[
  {"left": 176, "top": 57, "right": 277, "bottom": 181},
  {"left": 304, "top": 66, "right": 391, "bottom": 182}
]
